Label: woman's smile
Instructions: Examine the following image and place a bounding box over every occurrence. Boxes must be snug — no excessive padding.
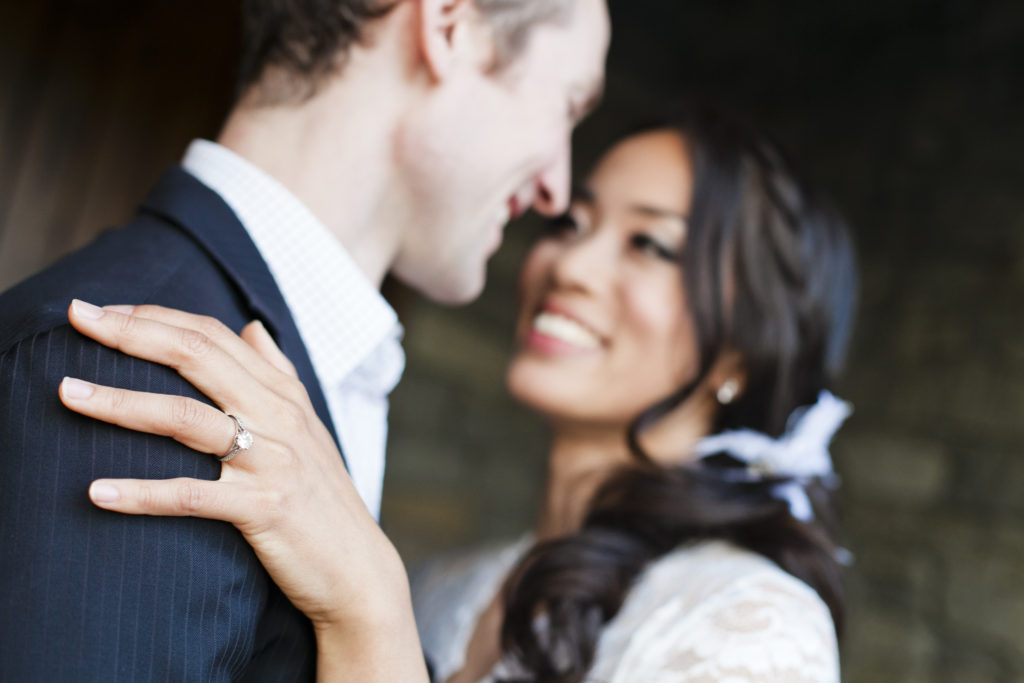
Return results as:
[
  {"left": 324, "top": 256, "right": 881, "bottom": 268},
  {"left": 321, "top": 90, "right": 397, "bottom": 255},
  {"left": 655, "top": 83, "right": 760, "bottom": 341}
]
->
[{"left": 525, "top": 297, "right": 606, "bottom": 354}]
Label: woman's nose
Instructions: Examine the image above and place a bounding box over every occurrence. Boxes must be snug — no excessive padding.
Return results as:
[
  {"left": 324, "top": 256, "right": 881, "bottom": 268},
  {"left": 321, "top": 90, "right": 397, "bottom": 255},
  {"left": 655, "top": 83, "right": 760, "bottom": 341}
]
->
[{"left": 550, "top": 229, "right": 615, "bottom": 295}]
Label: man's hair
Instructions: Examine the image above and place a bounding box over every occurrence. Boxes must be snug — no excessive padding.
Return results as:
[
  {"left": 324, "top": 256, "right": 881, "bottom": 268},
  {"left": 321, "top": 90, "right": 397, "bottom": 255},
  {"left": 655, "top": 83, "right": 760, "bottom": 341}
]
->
[{"left": 238, "top": 0, "right": 574, "bottom": 104}]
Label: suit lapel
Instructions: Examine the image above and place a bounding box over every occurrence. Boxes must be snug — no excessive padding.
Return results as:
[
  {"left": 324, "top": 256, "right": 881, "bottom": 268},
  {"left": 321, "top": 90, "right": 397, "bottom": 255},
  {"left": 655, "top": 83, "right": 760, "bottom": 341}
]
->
[{"left": 138, "top": 167, "right": 344, "bottom": 461}]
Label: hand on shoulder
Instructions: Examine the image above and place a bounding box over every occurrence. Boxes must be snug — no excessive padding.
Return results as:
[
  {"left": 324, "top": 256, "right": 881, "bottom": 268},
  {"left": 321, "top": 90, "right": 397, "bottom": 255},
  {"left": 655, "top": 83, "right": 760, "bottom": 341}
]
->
[{"left": 60, "top": 301, "right": 429, "bottom": 682}]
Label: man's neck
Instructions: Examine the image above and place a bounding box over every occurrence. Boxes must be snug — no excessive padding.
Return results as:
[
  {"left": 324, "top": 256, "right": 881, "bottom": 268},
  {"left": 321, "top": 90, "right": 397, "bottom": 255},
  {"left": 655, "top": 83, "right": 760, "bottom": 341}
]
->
[{"left": 215, "top": 29, "right": 421, "bottom": 290}]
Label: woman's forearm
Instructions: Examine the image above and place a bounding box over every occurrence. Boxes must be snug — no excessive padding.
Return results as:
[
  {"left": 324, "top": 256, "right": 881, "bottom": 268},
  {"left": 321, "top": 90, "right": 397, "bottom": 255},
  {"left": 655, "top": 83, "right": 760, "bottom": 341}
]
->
[{"left": 314, "top": 594, "right": 429, "bottom": 682}]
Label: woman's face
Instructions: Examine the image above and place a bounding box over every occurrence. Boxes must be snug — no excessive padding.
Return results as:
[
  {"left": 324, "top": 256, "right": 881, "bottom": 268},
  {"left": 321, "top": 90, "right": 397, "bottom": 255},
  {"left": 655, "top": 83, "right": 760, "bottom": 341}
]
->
[{"left": 507, "top": 129, "right": 699, "bottom": 428}]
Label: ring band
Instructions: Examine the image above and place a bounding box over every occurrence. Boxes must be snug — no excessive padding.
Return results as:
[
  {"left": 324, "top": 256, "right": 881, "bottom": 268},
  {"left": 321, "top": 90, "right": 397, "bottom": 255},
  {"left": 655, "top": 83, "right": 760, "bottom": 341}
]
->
[{"left": 219, "top": 414, "right": 253, "bottom": 462}]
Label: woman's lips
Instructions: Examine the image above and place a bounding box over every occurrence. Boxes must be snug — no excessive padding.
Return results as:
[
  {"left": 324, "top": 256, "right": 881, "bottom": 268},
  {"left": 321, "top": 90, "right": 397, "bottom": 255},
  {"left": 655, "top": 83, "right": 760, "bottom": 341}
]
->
[{"left": 526, "top": 311, "right": 602, "bottom": 353}]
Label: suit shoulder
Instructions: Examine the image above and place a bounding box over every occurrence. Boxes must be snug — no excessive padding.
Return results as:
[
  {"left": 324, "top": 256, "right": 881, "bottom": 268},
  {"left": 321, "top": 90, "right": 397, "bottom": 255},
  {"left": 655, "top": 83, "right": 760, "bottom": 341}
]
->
[{"left": 0, "top": 214, "right": 223, "bottom": 353}]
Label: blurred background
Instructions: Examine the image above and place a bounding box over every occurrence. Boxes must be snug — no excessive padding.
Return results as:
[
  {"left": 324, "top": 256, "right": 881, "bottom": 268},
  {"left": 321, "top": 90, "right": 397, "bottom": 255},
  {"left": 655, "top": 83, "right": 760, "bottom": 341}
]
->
[{"left": 1, "top": 1, "right": 1022, "bottom": 680}]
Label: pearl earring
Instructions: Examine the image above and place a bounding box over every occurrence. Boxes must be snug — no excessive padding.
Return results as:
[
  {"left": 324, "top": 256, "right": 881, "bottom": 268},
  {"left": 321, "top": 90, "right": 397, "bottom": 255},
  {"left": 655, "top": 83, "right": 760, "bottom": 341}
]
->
[{"left": 717, "top": 379, "right": 739, "bottom": 405}]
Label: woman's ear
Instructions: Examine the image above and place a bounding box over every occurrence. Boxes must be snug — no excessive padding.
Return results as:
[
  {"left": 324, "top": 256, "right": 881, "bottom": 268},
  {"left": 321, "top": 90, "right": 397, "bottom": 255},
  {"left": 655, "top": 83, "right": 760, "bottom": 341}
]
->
[{"left": 416, "top": 0, "right": 493, "bottom": 82}]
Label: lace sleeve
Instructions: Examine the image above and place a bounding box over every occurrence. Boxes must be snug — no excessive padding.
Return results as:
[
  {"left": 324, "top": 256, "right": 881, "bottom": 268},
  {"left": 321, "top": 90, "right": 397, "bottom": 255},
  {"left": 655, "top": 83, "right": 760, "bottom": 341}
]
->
[{"left": 604, "top": 572, "right": 839, "bottom": 683}]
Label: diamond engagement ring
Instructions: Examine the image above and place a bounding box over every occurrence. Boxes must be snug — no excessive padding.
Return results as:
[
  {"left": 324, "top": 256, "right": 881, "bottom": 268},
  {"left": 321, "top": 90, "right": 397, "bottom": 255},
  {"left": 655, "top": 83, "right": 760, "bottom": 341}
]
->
[{"left": 219, "top": 414, "right": 253, "bottom": 462}]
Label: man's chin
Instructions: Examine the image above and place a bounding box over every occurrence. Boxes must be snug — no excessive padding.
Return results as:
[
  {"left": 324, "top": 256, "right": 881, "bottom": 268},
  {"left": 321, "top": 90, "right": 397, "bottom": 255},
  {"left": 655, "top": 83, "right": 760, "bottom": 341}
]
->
[{"left": 399, "top": 267, "right": 486, "bottom": 307}]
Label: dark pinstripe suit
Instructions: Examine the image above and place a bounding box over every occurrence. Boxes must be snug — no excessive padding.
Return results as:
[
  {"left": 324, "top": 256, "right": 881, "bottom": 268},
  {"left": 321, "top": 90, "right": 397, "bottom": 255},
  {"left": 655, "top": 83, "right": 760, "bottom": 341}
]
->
[{"left": 0, "top": 168, "right": 339, "bottom": 681}]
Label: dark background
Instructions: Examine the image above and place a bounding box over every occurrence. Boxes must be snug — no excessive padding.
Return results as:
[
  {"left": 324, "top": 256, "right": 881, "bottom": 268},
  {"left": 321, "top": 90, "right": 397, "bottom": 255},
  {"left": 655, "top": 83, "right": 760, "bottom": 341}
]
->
[{"left": 2, "top": 1, "right": 1022, "bottom": 680}]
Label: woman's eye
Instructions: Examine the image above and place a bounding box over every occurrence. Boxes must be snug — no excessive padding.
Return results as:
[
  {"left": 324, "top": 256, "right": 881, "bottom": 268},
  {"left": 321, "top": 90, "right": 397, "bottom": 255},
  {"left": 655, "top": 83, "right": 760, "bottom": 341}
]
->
[
  {"left": 630, "top": 233, "right": 680, "bottom": 262},
  {"left": 543, "top": 212, "right": 583, "bottom": 238}
]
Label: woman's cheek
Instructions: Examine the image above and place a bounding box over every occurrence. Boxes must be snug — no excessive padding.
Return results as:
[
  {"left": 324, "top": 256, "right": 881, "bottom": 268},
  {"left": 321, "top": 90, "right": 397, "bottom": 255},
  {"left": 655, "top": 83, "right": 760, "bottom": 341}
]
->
[
  {"left": 624, "top": 279, "right": 696, "bottom": 388},
  {"left": 517, "top": 244, "right": 553, "bottom": 296}
]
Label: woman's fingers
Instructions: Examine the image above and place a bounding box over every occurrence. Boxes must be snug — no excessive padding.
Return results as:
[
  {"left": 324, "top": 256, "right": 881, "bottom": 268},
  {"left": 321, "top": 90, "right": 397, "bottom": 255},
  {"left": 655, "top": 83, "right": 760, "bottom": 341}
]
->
[
  {"left": 100, "top": 304, "right": 290, "bottom": 385},
  {"left": 68, "top": 300, "right": 269, "bottom": 410},
  {"left": 89, "top": 476, "right": 242, "bottom": 522},
  {"left": 60, "top": 377, "right": 238, "bottom": 456},
  {"left": 241, "top": 320, "right": 299, "bottom": 378}
]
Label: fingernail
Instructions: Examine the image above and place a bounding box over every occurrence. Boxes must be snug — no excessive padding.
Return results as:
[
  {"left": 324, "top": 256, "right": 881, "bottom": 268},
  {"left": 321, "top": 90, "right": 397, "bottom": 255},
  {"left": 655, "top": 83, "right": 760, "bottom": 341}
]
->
[
  {"left": 71, "top": 299, "right": 103, "bottom": 320},
  {"left": 61, "top": 377, "right": 96, "bottom": 400},
  {"left": 104, "top": 305, "right": 135, "bottom": 315},
  {"left": 90, "top": 482, "right": 121, "bottom": 503}
]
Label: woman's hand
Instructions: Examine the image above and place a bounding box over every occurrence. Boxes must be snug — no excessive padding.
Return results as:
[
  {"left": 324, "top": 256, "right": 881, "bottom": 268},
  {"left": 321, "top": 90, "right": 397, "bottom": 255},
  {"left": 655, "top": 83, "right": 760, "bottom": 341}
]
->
[{"left": 60, "top": 300, "right": 428, "bottom": 682}]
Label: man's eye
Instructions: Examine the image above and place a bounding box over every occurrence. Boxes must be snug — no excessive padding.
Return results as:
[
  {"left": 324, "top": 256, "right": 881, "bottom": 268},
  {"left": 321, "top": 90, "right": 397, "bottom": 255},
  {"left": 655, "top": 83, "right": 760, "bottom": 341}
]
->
[{"left": 630, "top": 233, "right": 680, "bottom": 262}]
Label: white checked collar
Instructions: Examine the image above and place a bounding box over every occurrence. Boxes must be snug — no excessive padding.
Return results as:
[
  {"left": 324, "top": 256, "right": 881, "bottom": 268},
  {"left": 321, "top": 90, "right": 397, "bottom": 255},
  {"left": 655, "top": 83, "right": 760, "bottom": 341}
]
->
[{"left": 181, "top": 139, "right": 404, "bottom": 397}]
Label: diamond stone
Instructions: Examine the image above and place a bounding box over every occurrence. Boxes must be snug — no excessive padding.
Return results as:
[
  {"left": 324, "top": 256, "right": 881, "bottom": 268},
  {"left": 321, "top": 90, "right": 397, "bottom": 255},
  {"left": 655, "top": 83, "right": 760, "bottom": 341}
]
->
[{"left": 236, "top": 429, "right": 254, "bottom": 450}]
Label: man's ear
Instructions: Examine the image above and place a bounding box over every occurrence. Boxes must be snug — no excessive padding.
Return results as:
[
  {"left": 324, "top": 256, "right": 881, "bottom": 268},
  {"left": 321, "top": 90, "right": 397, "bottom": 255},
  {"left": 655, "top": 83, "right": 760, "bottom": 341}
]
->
[{"left": 416, "top": 0, "right": 491, "bottom": 81}]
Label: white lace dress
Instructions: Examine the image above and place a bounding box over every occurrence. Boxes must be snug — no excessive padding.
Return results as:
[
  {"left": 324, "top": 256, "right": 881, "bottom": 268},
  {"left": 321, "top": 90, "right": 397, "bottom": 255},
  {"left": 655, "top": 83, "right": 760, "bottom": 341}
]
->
[{"left": 412, "top": 538, "right": 839, "bottom": 682}]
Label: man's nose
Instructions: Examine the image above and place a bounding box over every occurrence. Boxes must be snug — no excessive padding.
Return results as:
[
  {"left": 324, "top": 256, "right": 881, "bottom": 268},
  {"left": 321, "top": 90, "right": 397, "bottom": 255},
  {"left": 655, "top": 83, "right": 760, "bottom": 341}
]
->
[{"left": 531, "top": 137, "right": 571, "bottom": 216}]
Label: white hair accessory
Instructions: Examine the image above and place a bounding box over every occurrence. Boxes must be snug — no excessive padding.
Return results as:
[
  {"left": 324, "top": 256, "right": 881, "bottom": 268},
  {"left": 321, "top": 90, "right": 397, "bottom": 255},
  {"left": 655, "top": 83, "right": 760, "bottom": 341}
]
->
[{"left": 693, "top": 390, "right": 852, "bottom": 521}]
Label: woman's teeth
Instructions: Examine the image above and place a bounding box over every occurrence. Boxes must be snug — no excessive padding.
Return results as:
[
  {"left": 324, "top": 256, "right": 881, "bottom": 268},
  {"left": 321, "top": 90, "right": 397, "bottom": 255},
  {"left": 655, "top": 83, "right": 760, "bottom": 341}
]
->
[{"left": 532, "top": 312, "right": 601, "bottom": 349}]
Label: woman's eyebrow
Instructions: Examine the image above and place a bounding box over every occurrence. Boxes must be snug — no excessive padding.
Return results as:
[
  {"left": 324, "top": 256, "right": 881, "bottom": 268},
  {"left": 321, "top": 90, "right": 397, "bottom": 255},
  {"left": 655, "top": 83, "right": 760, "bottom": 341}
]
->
[
  {"left": 571, "top": 188, "right": 687, "bottom": 227},
  {"left": 628, "top": 204, "right": 688, "bottom": 224}
]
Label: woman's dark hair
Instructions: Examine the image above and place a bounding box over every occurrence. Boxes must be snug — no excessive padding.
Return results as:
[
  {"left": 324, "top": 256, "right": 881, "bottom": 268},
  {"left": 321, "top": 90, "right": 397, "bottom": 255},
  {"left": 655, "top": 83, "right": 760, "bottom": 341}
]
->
[{"left": 497, "top": 102, "right": 858, "bottom": 682}]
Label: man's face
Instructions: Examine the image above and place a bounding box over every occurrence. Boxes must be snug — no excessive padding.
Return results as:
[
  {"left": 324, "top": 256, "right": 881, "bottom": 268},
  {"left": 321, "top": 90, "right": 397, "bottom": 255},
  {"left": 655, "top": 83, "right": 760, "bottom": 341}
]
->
[{"left": 391, "top": 0, "right": 610, "bottom": 304}]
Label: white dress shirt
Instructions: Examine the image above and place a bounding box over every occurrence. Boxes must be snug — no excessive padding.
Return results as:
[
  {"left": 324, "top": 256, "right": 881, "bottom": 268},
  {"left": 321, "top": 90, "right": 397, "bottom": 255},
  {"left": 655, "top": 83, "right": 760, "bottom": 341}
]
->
[{"left": 182, "top": 139, "right": 404, "bottom": 518}]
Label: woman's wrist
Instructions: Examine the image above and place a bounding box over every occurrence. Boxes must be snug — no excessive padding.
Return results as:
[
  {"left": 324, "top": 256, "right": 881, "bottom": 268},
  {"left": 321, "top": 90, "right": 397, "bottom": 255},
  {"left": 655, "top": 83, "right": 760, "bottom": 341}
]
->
[
  {"left": 313, "top": 591, "right": 428, "bottom": 683},
  {"left": 308, "top": 532, "right": 413, "bottom": 629},
  {"left": 311, "top": 576, "right": 415, "bottom": 637}
]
